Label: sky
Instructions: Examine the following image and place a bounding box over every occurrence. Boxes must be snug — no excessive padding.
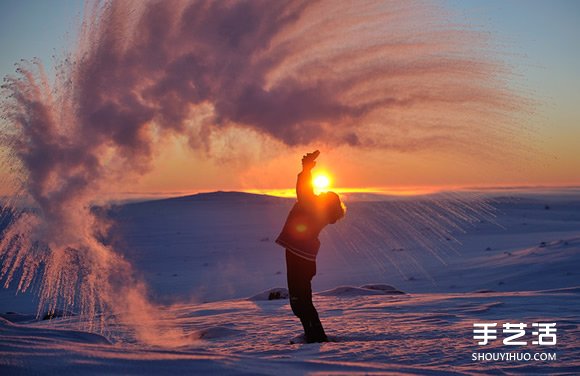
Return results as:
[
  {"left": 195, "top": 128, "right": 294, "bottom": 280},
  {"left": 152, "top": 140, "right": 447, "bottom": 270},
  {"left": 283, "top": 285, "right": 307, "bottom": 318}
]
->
[{"left": 0, "top": 0, "right": 578, "bottom": 198}]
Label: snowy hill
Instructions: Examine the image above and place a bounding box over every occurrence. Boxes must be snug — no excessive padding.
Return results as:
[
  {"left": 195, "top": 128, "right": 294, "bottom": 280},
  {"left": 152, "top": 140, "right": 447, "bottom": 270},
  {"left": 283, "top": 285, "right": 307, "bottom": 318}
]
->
[{"left": 1, "top": 189, "right": 579, "bottom": 374}]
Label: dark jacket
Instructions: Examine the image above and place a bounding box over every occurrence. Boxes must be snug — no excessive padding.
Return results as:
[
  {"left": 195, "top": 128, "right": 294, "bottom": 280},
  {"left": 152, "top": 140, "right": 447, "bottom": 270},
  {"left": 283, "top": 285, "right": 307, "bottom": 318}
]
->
[{"left": 276, "top": 170, "right": 326, "bottom": 261}]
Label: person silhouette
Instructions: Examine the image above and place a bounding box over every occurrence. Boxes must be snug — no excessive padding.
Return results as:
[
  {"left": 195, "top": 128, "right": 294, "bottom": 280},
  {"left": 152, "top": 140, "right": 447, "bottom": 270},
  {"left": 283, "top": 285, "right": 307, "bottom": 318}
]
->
[{"left": 276, "top": 150, "right": 346, "bottom": 343}]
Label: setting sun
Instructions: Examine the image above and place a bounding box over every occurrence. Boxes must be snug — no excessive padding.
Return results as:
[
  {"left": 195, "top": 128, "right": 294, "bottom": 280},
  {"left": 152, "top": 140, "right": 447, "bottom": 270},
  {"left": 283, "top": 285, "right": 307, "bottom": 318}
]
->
[{"left": 313, "top": 173, "right": 331, "bottom": 193}]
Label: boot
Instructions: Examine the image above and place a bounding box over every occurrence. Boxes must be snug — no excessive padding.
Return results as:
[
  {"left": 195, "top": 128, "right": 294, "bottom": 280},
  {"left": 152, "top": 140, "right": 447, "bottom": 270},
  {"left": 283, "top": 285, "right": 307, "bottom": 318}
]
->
[{"left": 303, "top": 320, "right": 328, "bottom": 343}]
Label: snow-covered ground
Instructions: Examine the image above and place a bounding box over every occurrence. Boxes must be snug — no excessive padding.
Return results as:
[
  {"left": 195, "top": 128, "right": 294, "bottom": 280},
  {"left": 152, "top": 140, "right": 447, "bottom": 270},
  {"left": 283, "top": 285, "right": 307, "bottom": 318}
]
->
[{"left": 1, "top": 189, "right": 579, "bottom": 374}]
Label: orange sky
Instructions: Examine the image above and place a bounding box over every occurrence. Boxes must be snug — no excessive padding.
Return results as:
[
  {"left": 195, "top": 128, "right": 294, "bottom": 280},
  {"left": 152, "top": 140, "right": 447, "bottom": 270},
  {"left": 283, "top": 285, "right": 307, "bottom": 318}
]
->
[{"left": 122, "top": 121, "right": 579, "bottom": 199}]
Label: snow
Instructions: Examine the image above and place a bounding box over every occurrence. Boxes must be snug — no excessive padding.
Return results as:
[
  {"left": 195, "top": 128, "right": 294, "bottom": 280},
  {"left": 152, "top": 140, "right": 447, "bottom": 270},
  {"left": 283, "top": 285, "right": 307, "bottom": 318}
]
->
[
  {"left": 317, "top": 285, "right": 405, "bottom": 296},
  {"left": 1, "top": 189, "right": 580, "bottom": 374}
]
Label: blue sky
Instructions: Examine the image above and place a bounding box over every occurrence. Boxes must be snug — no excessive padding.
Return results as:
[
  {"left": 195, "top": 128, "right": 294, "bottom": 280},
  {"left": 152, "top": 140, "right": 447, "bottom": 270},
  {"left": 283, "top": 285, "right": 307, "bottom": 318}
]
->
[
  {"left": 0, "top": 0, "right": 83, "bottom": 77},
  {"left": 449, "top": 0, "right": 580, "bottom": 108}
]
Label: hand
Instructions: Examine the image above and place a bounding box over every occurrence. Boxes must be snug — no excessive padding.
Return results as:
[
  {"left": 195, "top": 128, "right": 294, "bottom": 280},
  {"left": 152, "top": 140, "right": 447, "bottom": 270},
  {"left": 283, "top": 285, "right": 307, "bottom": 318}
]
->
[{"left": 301, "top": 150, "right": 320, "bottom": 171}]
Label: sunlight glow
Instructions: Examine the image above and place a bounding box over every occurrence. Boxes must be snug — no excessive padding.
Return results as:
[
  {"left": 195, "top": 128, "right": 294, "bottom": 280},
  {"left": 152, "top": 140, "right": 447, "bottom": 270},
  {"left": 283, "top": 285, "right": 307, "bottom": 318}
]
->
[
  {"left": 245, "top": 186, "right": 449, "bottom": 198},
  {"left": 313, "top": 173, "right": 331, "bottom": 194}
]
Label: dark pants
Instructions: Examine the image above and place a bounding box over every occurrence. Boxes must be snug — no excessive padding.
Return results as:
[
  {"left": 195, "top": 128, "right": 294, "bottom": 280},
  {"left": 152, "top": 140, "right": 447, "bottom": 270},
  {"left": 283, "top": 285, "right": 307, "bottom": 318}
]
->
[{"left": 285, "top": 249, "right": 327, "bottom": 343}]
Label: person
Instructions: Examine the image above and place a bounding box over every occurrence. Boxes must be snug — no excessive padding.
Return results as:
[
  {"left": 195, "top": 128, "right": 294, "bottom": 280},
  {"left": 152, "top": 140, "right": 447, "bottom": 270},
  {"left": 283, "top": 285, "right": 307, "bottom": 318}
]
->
[{"left": 275, "top": 150, "right": 346, "bottom": 343}]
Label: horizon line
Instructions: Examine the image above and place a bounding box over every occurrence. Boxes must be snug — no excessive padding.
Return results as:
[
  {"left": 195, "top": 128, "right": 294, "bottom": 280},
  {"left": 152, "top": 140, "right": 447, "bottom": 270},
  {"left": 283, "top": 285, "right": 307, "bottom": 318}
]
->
[
  {"left": 3, "top": 184, "right": 580, "bottom": 206},
  {"left": 95, "top": 184, "right": 580, "bottom": 201}
]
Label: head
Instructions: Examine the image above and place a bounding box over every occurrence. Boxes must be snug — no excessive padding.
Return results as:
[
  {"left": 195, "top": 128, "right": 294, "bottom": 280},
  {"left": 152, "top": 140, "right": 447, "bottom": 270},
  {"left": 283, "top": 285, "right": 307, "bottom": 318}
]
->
[{"left": 319, "top": 191, "right": 346, "bottom": 224}]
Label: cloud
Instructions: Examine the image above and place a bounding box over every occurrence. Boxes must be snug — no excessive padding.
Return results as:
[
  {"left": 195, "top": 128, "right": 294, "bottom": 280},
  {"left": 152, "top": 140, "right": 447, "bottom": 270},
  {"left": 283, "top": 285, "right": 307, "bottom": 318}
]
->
[{"left": 70, "top": 0, "right": 526, "bottom": 156}]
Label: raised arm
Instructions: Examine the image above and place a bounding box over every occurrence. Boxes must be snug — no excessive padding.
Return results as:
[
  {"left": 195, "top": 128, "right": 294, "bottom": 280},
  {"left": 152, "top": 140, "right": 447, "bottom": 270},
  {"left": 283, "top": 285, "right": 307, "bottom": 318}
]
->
[{"left": 296, "top": 150, "right": 319, "bottom": 204}]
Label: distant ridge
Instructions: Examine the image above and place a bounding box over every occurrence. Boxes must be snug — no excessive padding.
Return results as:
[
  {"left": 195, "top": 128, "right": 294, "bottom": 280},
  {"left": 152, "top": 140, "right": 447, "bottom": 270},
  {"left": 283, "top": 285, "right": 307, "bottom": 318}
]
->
[
  {"left": 129, "top": 190, "right": 291, "bottom": 206},
  {"left": 174, "top": 191, "right": 285, "bottom": 202},
  {"left": 117, "top": 187, "right": 580, "bottom": 207}
]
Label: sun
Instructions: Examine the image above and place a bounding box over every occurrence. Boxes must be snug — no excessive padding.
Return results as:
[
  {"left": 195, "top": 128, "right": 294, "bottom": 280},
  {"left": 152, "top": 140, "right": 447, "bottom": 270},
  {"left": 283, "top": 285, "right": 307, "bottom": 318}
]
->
[{"left": 313, "top": 173, "right": 331, "bottom": 193}]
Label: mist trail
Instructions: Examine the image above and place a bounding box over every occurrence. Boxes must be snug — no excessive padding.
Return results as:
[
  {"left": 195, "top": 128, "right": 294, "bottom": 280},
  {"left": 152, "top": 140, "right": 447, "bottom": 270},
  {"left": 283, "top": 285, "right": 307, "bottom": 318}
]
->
[
  {"left": 1, "top": 0, "right": 529, "bottom": 344},
  {"left": 323, "top": 191, "right": 502, "bottom": 285}
]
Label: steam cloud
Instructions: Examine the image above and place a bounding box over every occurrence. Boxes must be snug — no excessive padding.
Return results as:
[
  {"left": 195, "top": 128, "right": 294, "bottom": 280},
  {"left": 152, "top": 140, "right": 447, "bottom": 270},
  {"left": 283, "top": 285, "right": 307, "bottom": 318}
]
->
[{"left": 0, "top": 0, "right": 528, "bottom": 345}]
